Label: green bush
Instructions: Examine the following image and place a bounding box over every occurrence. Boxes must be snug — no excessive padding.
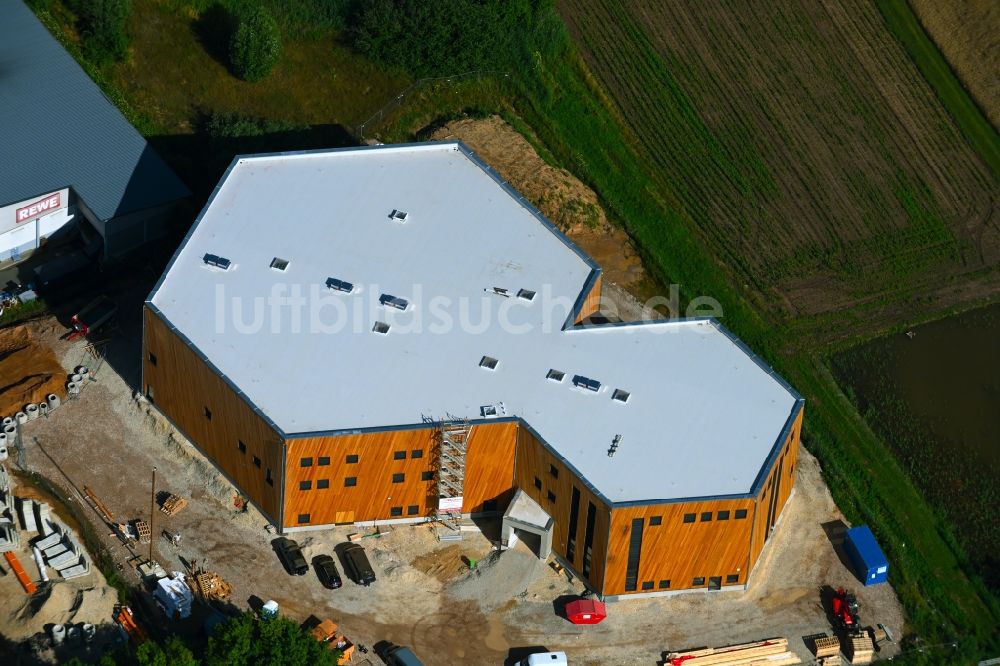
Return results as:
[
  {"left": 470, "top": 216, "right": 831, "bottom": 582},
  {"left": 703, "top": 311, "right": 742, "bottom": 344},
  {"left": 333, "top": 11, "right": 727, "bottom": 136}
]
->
[
  {"left": 229, "top": 3, "right": 282, "bottom": 82},
  {"left": 75, "top": 0, "right": 132, "bottom": 63}
]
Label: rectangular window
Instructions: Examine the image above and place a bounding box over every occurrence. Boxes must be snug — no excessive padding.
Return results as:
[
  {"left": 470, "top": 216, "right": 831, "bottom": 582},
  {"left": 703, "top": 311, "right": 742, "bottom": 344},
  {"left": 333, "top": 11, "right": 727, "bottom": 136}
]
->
[
  {"left": 717, "top": 510, "right": 730, "bottom": 521},
  {"left": 344, "top": 477, "right": 357, "bottom": 487},
  {"left": 237, "top": 440, "right": 247, "bottom": 454},
  {"left": 641, "top": 581, "right": 654, "bottom": 591},
  {"left": 546, "top": 490, "right": 556, "bottom": 502},
  {"left": 549, "top": 464, "right": 558, "bottom": 478},
  {"left": 683, "top": 513, "right": 695, "bottom": 523},
  {"left": 392, "top": 473, "right": 405, "bottom": 483},
  {"left": 265, "top": 468, "right": 273, "bottom": 486},
  {"left": 204, "top": 407, "right": 212, "bottom": 420},
  {"left": 583, "top": 502, "right": 597, "bottom": 578},
  {"left": 658, "top": 580, "right": 671, "bottom": 589},
  {"left": 735, "top": 509, "right": 748, "bottom": 520},
  {"left": 346, "top": 454, "right": 359, "bottom": 464},
  {"left": 479, "top": 356, "right": 499, "bottom": 370},
  {"left": 708, "top": 576, "right": 722, "bottom": 591},
  {"left": 297, "top": 514, "right": 310, "bottom": 524},
  {"left": 318, "top": 456, "right": 330, "bottom": 466},
  {"left": 373, "top": 321, "right": 390, "bottom": 335},
  {"left": 624, "top": 518, "right": 644, "bottom": 592},
  {"left": 411, "top": 449, "right": 423, "bottom": 459},
  {"left": 546, "top": 369, "right": 565, "bottom": 382},
  {"left": 299, "top": 480, "right": 312, "bottom": 491},
  {"left": 726, "top": 574, "right": 739, "bottom": 584},
  {"left": 317, "top": 479, "right": 330, "bottom": 489},
  {"left": 390, "top": 506, "right": 403, "bottom": 517},
  {"left": 700, "top": 512, "right": 713, "bottom": 522},
  {"left": 300, "top": 457, "right": 313, "bottom": 467},
  {"left": 693, "top": 577, "right": 705, "bottom": 586},
  {"left": 269, "top": 257, "right": 289, "bottom": 271},
  {"left": 533, "top": 477, "right": 542, "bottom": 490},
  {"left": 517, "top": 289, "right": 536, "bottom": 301},
  {"left": 612, "top": 389, "right": 631, "bottom": 403},
  {"left": 407, "top": 505, "right": 419, "bottom": 516},
  {"left": 252, "top": 455, "right": 261, "bottom": 468},
  {"left": 566, "top": 486, "right": 581, "bottom": 563},
  {"left": 421, "top": 471, "right": 434, "bottom": 481},
  {"left": 649, "top": 516, "right": 662, "bottom": 526},
  {"left": 148, "top": 352, "right": 157, "bottom": 366},
  {"left": 393, "top": 451, "right": 406, "bottom": 460}
]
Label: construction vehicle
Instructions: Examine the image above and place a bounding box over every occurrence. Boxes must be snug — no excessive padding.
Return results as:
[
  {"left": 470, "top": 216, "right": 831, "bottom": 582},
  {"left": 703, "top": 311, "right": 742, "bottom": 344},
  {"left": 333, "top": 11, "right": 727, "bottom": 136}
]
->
[
  {"left": 832, "top": 587, "right": 862, "bottom": 635},
  {"left": 65, "top": 294, "right": 118, "bottom": 341}
]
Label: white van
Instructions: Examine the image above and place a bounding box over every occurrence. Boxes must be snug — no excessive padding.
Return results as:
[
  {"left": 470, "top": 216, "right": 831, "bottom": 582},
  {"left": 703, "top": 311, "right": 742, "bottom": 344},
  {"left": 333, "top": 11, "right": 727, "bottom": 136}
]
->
[{"left": 520, "top": 652, "right": 568, "bottom": 666}]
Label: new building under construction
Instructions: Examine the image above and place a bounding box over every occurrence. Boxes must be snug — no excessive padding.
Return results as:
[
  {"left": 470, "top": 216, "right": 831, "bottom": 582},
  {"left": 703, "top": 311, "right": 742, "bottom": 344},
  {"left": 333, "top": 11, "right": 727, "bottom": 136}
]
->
[{"left": 143, "top": 142, "right": 804, "bottom": 599}]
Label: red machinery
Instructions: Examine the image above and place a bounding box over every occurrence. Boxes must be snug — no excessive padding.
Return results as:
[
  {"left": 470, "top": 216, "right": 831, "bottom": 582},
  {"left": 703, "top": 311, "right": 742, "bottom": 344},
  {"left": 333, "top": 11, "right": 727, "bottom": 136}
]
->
[
  {"left": 65, "top": 295, "right": 118, "bottom": 341},
  {"left": 564, "top": 598, "right": 607, "bottom": 625},
  {"left": 832, "top": 587, "right": 861, "bottom": 634}
]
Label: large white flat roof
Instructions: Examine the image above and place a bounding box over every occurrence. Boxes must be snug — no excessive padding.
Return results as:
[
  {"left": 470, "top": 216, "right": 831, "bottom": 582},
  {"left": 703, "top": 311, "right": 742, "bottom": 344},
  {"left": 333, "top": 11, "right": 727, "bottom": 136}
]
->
[{"left": 149, "top": 142, "right": 800, "bottom": 504}]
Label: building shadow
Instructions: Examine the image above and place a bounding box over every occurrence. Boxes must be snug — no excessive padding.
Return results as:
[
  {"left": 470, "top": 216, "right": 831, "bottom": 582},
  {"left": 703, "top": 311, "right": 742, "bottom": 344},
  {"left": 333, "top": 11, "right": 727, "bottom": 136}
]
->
[
  {"left": 190, "top": 3, "right": 234, "bottom": 73},
  {"left": 821, "top": 519, "right": 858, "bottom": 578}
]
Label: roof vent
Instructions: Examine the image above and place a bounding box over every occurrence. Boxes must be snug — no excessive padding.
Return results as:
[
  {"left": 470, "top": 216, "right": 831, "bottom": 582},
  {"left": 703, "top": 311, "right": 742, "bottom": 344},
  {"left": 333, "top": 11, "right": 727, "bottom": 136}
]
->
[
  {"left": 546, "top": 369, "right": 565, "bottom": 382},
  {"left": 372, "top": 321, "right": 390, "bottom": 335},
  {"left": 572, "top": 375, "right": 601, "bottom": 392},
  {"left": 486, "top": 287, "right": 510, "bottom": 298},
  {"left": 379, "top": 294, "right": 409, "bottom": 310},
  {"left": 517, "top": 289, "right": 536, "bottom": 301},
  {"left": 389, "top": 209, "right": 409, "bottom": 223},
  {"left": 269, "top": 257, "right": 289, "bottom": 271},
  {"left": 608, "top": 434, "right": 622, "bottom": 458},
  {"left": 612, "top": 389, "right": 631, "bottom": 403},
  {"left": 203, "top": 254, "right": 232, "bottom": 270},
  {"left": 326, "top": 277, "right": 354, "bottom": 293},
  {"left": 479, "top": 356, "right": 499, "bottom": 371}
]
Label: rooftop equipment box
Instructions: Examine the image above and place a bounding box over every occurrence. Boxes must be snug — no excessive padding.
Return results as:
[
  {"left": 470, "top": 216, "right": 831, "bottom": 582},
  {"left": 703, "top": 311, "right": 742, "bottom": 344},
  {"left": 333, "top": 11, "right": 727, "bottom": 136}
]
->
[{"left": 844, "top": 525, "right": 888, "bottom": 586}]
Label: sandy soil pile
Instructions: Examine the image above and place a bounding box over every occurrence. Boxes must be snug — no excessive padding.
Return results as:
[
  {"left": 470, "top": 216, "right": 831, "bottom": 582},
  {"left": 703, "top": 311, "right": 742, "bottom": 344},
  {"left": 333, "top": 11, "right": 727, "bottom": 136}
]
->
[{"left": 0, "top": 325, "right": 66, "bottom": 418}]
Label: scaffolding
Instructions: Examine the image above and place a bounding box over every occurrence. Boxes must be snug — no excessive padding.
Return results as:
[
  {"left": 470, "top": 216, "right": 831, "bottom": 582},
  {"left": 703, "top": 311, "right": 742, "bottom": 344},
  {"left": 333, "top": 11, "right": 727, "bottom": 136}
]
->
[{"left": 434, "top": 419, "right": 471, "bottom": 540}]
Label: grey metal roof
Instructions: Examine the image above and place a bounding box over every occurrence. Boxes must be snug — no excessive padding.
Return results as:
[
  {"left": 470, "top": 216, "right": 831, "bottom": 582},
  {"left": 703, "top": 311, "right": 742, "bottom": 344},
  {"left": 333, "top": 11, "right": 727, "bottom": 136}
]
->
[{"left": 0, "top": 1, "right": 189, "bottom": 220}]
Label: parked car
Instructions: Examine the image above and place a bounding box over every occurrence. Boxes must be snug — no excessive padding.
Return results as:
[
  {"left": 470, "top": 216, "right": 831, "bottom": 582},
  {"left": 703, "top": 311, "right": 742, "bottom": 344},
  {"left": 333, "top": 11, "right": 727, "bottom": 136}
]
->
[
  {"left": 382, "top": 644, "right": 424, "bottom": 666},
  {"left": 273, "top": 537, "right": 308, "bottom": 575},
  {"left": 314, "top": 554, "right": 342, "bottom": 589},
  {"left": 341, "top": 542, "right": 376, "bottom": 586},
  {"left": 520, "top": 652, "right": 568, "bottom": 666}
]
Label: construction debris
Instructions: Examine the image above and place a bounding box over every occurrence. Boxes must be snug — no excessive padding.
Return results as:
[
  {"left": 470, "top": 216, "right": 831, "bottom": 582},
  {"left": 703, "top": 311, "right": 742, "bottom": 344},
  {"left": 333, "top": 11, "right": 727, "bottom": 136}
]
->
[
  {"left": 153, "top": 572, "right": 193, "bottom": 619},
  {"left": 667, "top": 637, "right": 801, "bottom": 666},
  {"left": 159, "top": 493, "right": 187, "bottom": 516},
  {"left": 84, "top": 485, "right": 115, "bottom": 524},
  {"left": 845, "top": 635, "right": 875, "bottom": 665}
]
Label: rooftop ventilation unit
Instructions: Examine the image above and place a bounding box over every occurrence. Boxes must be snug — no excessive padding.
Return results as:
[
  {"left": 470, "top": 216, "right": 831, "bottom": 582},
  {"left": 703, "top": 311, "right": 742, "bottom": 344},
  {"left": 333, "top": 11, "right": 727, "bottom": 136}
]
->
[
  {"left": 379, "top": 294, "right": 409, "bottom": 310},
  {"left": 203, "top": 254, "right": 231, "bottom": 270},
  {"left": 517, "top": 289, "right": 536, "bottom": 301},
  {"left": 546, "top": 369, "right": 565, "bottom": 382},
  {"left": 572, "top": 375, "right": 601, "bottom": 392},
  {"left": 372, "top": 321, "right": 390, "bottom": 335},
  {"left": 326, "top": 277, "right": 354, "bottom": 293},
  {"left": 479, "top": 356, "right": 499, "bottom": 371},
  {"left": 608, "top": 434, "right": 622, "bottom": 458},
  {"left": 269, "top": 257, "right": 289, "bottom": 271},
  {"left": 480, "top": 402, "right": 507, "bottom": 418},
  {"left": 612, "top": 389, "right": 631, "bottom": 403},
  {"left": 486, "top": 287, "right": 510, "bottom": 297},
  {"left": 389, "top": 209, "right": 409, "bottom": 223}
]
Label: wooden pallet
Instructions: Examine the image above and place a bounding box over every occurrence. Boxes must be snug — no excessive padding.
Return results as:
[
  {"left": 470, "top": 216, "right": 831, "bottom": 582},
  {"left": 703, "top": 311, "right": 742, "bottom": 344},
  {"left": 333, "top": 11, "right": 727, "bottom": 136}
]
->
[
  {"left": 160, "top": 494, "right": 188, "bottom": 516},
  {"left": 813, "top": 635, "right": 840, "bottom": 658},
  {"left": 134, "top": 520, "right": 151, "bottom": 544},
  {"left": 194, "top": 571, "right": 232, "bottom": 601},
  {"left": 845, "top": 636, "right": 874, "bottom": 665}
]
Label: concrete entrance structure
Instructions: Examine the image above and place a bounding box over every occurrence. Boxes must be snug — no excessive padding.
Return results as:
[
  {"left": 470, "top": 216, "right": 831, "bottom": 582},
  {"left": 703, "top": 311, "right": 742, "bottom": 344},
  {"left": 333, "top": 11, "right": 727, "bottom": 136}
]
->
[{"left": 502, "top": 489, "right": 554, "bottom": 559}]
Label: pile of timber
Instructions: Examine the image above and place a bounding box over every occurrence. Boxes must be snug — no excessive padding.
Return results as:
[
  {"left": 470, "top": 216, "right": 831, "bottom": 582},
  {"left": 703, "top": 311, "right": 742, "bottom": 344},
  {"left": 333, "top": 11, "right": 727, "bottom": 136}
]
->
[
  {"left": 668, "top": 638, "right": 801, "bottom": 666},
  {"left": 193, "top": 571, "right": 232, "bottom": 601},
  {"left": 845, "top": 635, "right": 874, "bottom": 665},
  {"left": 160, "top": 494, "right": 188, "bottom": 516}
]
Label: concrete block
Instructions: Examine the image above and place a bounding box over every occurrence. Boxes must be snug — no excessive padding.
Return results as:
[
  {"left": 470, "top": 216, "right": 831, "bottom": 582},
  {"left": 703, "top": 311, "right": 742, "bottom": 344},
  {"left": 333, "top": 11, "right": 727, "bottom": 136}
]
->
[
  {"left": 35, "top": 531, "right": 63, "bottom": 550},
  {"left": 48, "top": 549, "right": 77, "bottom": 569},
  {"left": 17, "top": 498, "right": 37, "bottom": 532}
]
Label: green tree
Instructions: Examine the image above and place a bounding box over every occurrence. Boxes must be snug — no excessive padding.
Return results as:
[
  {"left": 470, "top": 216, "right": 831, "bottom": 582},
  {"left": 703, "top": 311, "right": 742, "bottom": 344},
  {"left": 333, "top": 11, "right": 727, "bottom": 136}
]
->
[
  {"left": 229, "top": 3, "right": 282, "bottom": 82},
  {"left": 205, "top": 613, "right": 339, "bottom": 666},
  {"left": 135, "top": 636, "right": 200, "bottom": 666},
  {"left": 78, "top": 0, "right": 132, "bottom": 63}
]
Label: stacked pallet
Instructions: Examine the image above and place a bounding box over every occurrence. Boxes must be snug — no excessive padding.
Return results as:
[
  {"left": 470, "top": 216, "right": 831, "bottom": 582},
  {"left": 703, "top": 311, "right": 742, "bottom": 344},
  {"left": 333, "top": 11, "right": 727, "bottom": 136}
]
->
[
  {"left": 668, "top": 638, "right": 801, "bottom": 666},
  {"left": 135, "top": 520, "right": 151, "bottom": 544},
  {"left": 194, "top": 571, "right": 232, "bottom": 601},
  {"left": 160, "top": 494, "right": 187, "bottom": 516},
  {"left": 845, "top": 635, "right": 874, "bottom": 665}
]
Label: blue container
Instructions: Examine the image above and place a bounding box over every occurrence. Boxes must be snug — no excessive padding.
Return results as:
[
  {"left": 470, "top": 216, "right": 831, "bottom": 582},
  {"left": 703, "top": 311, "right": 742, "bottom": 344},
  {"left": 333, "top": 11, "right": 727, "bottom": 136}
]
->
[{"left": 844, "top": 525, "right": 889, "bottom": 586}]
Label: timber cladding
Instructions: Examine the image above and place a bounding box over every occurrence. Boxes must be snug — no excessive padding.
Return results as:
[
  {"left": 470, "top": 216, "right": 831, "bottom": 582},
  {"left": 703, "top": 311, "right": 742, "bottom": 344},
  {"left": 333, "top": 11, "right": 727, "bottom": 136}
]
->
[
  {"left": 749, "top": 406, "right": 803, "bottom": 571},
  {"left": 283, "top": 421, "right": 518, "bottom": 528},
  {"left": 142, "top": 307, "right": 284, "bottom": 524},
  {"left": 574, "top": 273, "right": 603, "bottom": 324}
]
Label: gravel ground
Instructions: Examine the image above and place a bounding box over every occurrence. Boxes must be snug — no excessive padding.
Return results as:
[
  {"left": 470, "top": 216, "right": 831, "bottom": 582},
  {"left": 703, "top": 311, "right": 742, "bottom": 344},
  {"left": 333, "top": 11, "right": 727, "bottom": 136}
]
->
[{"left": 9, "top": 307, "right": 906, "bottom": 665}]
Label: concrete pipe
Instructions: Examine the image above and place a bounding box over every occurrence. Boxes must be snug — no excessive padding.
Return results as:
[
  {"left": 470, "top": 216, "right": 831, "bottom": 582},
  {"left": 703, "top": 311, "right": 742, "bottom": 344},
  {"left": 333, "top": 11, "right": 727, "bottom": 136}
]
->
[
  {"left": 66, "top": 381, "right": 80, "bottom": 395},
  {"left": 51, "top": 624, "right": 66, "bottom": 646},
  {"left": 82, "top": 623, "right": 96, "bottom": 643},
  {"left": 70, "top": 373, "right": 83, "bottom": 384},
  {"left": 38, "top": 402, "right": 49, "bottom": 416},
  {"left": 67, "top": 625, "right": 79, "bottom": 644},
  {"left": 3, "top": 423, "right": 15, "bottom": 435},
  {"left": 1, "top": 416, "right": 11, "bottom": 427},
  {"left": 25, "top": 404, "right": 38, "bottom": 421},
  {"left": 0, "top": 433, "right": 6, "bottom": 446},
  {"left": 47, "top": 394, "right": 60, "bottom": 409},
  {"left": 75, "top": 366, "right": 90, "bottom": 378},
  {"left": 0, "top": 446, "right": 8, "bottom": 462},
  {"left": 15, "top": 411, "right": 28, "bottom": 425}
]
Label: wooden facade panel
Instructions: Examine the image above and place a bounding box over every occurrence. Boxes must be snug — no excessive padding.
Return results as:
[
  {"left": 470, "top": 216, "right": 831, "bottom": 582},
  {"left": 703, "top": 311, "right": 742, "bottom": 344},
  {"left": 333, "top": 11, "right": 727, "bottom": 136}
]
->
[
  {"left": 513, "top": 427, "right": 611, "bottom": 594},
  {"left": 749, "top": 407, "right": 803, "bottom": 570},
  {"left": 605, "top": 499, "right": 755, "bottom": 597},
  {"left": 283, "top": 421, "right": 518, "bottom": 528},
  {"left": 575, "top": 273, "right": 603, "bottom": 323},
  {"left": 142, "top": 307, "right": 284, "bottom": 524}
]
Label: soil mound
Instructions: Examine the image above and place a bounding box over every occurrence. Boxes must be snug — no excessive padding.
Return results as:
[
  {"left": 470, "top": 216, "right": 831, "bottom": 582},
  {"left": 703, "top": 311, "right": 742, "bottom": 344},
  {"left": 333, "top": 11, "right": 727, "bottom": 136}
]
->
[{"left": 0, "top": 325, "right": 66, "bottom": 417}]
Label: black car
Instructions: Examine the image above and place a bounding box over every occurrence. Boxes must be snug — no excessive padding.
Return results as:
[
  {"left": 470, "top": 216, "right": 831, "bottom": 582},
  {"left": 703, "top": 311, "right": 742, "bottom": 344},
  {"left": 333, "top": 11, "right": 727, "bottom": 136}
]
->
[
  {"left": 383, "top": 645, "right": 424, "bottom": 666},
  {"left": 341, "top": 542, "right": 376, "bottom": 586},
  {"left": 314, "top": 554, "right": 342, "bottom": 589},
  {"left": 273, "top": 537, "right": 308, "bottom": 575}
]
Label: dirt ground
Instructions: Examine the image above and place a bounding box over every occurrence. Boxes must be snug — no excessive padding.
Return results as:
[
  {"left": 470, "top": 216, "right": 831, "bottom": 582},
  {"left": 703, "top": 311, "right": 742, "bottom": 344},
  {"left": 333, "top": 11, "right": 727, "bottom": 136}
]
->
[
  {"left": 4, "top": 305, "right": 905, "bottom": 665},
  {"left": 0, "top": 324, "right": 66, "bottom": 418}
]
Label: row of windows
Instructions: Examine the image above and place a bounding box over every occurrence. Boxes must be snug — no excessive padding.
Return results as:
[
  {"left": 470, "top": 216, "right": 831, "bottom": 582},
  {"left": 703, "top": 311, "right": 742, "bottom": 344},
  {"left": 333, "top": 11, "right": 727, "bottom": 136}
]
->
[
  {"left": 297, "top": 504, "right": 422, "bottom": 524},
  {"left": 302, "top": 471, "right": 436, "bottom": 490},
  {"left": 682, "top": 509, "right": 748, "bottom": 523},
  {"left": 299, "top": 450, "right": 424, "bottom": 467},
  {"left": 633, "top": 574, "right": 739, "bottom": 591}
]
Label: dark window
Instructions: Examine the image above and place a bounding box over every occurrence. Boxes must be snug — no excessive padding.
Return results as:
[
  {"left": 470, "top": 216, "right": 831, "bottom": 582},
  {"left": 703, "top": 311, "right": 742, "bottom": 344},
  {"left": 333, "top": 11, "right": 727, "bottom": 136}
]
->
[
  {"left": 726, "top": 574, "right": 739, "bottom": 584},
  {"left": 392, "top": 473, "right": 405, "bottom": 483},
  {"left": 346, "top": 454, "right": 359, "bottom": 464},
  {"left": 390, "top": 506, "right": 403, "bottom": 517},
  {"left": 549, "top": 464, "right": 559, "bottom": 478},
  {"left": 717, "top": 510, "right": 730, "bottom": 521},
  {"left": 546, "top": 490, "right": 556, "bottom": 502},
  {"left": 735, "top": 509, "right": 748, "bottom": 520},
  {"left": 297, "top": 514, "right": 310, "bottom": 524},
  {"left": 641, "top": 581, "right": 654, "bottom": 590},
  {"left": 299, "top": 480, "right": 312, "bottom": 491},
  {"left": 252, "top": 455, "right": 261, "bottom": 468},
  {"left": 300, "top": 457, "right": 313, "bottom": 467},
  {"left": 344, "top": 477, "right": 357, "bottom": 487},
  {"left": 237, "top": 440, "right": 247, "bottom": 454},
  {"left": 148, "top": 352, "right": 157, "bottom": 366},
  {"left": 583, "top": 502, "right": 597, "bottom": 577},
  {"left": 393, "top": 451, "right": 406, "bottom": 460},
  {"left": 411, "top": 449, "right": 423, "bottom": 459},
  {"left": 204, "top": 407, "right": 212, "bottom": 420},
  {"left": 700, "top": 512, "right": 713, "bottom": 522},
  {"left": 566, "top": 486, "right": 581, "bottom": 563},
  {"left": 265, "top": 468, "right": 273, "bottom": 486},
  {"left": 693, "top": 577, "right": 705, "bottom": 586},
  {"left": 407, "top": 505, "right": 419, "bottom": 516},
  {"left": 624, "top": 518, "right": 644, "bottom": 591},
  {"left": 658, "top": 579, "right": 671, "bottom": 589},
  {"left": 317, "top": 479, "right": 330, "bottom": 489},
  {"left": 683, "top": 513, "right": 696, "bottom": 523},
  {"left": 533, "top": 477, "right": 542, "bottom": 490},
  {"left": 483, "top": 499, "right": 498, "bottom": 512},
  {"left": 649, "top": 515, "right": 662, "bottom": 526},
  {"left": 421, "top": 471, "right": 434, "bottom": 481},
  {"left": 708, "top": 576, "right": 722, "bottom": 591},
  {"left": 318, "top": 456, "right": 330, "bottom": 466}
]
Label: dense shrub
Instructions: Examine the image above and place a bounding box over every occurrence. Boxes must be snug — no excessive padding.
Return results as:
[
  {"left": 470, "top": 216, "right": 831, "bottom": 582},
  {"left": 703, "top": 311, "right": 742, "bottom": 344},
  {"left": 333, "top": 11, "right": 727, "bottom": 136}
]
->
[
  {"left": 71, "top": 0, "right": 132, "bottom": 63},
  {"left": 229, "top": 2, "right": 282, "bottom": 82}
]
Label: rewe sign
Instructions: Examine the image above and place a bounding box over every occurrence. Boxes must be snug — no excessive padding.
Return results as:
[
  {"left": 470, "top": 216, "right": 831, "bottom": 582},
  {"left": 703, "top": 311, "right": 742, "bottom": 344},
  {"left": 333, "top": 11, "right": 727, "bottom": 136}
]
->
[{"left": 16, "top": 192, "right": 62, "bottom": 224}]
